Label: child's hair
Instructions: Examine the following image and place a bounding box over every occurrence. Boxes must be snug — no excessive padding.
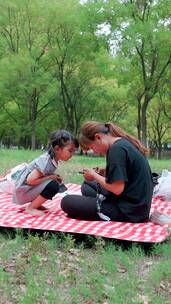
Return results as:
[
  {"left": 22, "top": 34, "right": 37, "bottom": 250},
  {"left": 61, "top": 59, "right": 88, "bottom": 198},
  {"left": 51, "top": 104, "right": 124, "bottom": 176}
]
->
[
  {"left": 48, "top": 130, "right": 79, "bottom": 158},
  {"left": 80, "top": 121, "right": 148, "bottom": 156}
]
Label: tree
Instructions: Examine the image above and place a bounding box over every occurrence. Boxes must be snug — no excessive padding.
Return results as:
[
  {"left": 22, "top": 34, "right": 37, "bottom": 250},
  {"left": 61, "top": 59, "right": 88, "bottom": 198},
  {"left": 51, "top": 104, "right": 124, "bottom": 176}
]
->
[
  {"left": 84, "top": 0, "right": 171, "bottom": 146},
  {"left": 148, "top": 96, "right": 171, "bottom": 159},
  {"left": 0, "top": 0, "right": 115, "bottom": 144},
  {"left": 45, "top": 0, "right": 109, "bottom": 135},
  {"left": 0, "top": 0, "right": 59, "bottom": 149}
]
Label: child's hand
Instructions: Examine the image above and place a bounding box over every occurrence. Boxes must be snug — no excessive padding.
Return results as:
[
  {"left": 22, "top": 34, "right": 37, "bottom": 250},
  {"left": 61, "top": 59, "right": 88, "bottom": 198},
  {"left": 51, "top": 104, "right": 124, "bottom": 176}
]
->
[
  {"left": 26, "top": 169, "right": 64, "bottom": 186},
  {"left": 56, "top": 174, "right": 63, "bottom": 183},
  {"left": 48, "top": 174, "right": 63, "bottom": 183}
]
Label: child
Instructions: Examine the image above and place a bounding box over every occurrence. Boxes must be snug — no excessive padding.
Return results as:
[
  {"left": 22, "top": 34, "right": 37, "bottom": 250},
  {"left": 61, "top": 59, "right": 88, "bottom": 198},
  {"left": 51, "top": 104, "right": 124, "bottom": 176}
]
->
[
  {"left": 61, "top": 121, "right": 154, "bottom": 223},
  {"left": 12, "top": 130, "right": 79, "bottom": 216}
]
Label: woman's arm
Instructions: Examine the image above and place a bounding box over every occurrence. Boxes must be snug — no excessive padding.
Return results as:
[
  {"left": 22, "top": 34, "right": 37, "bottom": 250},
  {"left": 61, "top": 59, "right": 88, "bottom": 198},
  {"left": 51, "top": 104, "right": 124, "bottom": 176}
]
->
[
  {"left": 26, "top": 168, "right": 61, "bottom": 186},
  {"left": 83, "top": 169, "right": 125, "bottom": 195}
]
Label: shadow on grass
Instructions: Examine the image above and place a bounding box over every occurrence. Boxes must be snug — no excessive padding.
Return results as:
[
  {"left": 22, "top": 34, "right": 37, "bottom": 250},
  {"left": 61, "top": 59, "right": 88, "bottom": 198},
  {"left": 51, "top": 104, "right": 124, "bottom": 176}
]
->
[{"left": 0, "top": 226, "right": 160, "bottom": 254}]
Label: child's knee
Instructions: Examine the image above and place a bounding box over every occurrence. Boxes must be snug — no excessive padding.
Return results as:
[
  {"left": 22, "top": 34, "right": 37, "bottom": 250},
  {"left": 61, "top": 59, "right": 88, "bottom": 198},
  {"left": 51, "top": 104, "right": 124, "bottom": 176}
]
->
[
  {"left": 48, "top": 180, "right": 59, "bottom": 196},
  {"left": 51, "top": 180, "right": 60, "bottom": 192},
  {"left": 41, "top": 180, "right": 59, "bottom": 199}
]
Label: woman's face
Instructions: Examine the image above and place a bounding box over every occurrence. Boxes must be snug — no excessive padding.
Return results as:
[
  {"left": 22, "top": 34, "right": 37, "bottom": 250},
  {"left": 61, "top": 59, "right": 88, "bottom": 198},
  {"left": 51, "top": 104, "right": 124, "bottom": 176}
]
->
[{"left": 88, "top": 134, "right": 109, "bottom": 155}]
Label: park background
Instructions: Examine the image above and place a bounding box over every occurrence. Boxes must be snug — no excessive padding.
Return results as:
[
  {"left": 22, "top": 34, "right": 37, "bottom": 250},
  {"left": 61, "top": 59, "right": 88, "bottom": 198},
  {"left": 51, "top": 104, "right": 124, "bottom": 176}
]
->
[
  {"left": 0, "top": 1, "right": 171, "bottom": 303},
  {"left": 0, "top": 0, "right": 171, "bottom": 159}
]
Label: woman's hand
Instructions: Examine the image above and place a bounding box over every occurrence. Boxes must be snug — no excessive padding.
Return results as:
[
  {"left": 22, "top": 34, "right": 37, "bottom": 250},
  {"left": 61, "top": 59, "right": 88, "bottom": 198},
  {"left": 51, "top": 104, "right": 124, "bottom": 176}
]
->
[
  {"left": 83, "top": 168, "right": 97, "bottom": 181},
  {"left": 93, "top": 167, "right": 106, "bottom": 177},
  {"left": 83, "top": 168, "right": 125, "bottom": 195}
]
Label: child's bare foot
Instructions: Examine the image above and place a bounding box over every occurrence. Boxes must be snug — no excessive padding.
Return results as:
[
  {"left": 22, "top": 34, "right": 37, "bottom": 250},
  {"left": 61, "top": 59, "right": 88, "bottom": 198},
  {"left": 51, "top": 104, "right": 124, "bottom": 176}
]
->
[
  {"left": 38, "top": 206, "right": 48, "bottom": 211},
  {"left": 25, "top": 208, "right": 45, "bottom": 216}
]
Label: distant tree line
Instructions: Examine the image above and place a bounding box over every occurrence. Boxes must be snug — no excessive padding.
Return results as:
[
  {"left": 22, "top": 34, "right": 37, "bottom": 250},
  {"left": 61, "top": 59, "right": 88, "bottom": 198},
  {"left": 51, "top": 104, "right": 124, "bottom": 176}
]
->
[{"left": 0, "top": 0, "right": 171, "bottom": 158}]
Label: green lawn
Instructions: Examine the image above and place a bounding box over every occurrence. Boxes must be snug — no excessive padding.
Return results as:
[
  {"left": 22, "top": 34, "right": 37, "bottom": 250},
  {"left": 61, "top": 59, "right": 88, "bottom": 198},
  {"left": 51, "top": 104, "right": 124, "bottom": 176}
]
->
[
  {"left": 0, "top": 149, "right": 171, "bottom": 303},
  {"left": 0, "top": 148, "right": 171, "bottom": 183}
]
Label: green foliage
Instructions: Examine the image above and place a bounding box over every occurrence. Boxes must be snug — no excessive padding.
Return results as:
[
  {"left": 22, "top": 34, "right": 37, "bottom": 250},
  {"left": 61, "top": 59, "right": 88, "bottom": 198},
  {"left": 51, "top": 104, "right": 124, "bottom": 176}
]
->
[
  {"left": 0, "top": 0, "right": 170, "bottom": 153},
  {"left": 148, "top": 96, "right": 171, "bottom": 158},
  {"left": 86, "top": 0, "right": 171, "bottom": 145}
]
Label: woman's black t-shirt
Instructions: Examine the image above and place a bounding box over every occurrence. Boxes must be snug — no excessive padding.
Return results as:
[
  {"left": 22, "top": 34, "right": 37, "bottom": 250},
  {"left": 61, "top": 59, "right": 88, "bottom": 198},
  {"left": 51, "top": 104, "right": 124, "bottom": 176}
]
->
[{"left": 105, "top": 139, "right": 153, "bottom": 222}]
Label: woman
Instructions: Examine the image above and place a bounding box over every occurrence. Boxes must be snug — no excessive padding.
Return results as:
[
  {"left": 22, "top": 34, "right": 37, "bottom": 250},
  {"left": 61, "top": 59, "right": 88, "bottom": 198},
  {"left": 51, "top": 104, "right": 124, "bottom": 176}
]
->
[{"left": 61, "top": 121, "right": 154, "bottom": 223}]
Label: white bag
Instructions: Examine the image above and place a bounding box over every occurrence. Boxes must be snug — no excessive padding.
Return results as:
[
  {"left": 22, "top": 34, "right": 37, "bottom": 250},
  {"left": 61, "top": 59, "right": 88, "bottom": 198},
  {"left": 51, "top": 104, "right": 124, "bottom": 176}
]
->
[
  {"left": 0, "top": 179, "right": 14, "bottom": 193},
  {"left": 0, "top": 163, "right": 27, "bottom": 194},
  {"left": 153, "top": 169, "right": 171, "bottom": 202}
]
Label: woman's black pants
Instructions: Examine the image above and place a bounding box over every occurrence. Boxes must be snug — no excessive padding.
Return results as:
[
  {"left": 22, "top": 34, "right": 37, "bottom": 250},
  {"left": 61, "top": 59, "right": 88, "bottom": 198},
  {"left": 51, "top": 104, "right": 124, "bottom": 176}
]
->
[{"left": 61, "top": 180, "right": 126, "bottom": 221}]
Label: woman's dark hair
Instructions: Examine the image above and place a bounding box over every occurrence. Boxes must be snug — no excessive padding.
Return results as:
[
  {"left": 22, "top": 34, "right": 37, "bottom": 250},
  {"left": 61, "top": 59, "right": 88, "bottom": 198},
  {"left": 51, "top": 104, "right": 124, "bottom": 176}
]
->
[
  {"left": 48, "top": 130, "right": 79, "bottom": 158},
  {"left": 80, "top": 121, "right": 149, "bottom": 156}
]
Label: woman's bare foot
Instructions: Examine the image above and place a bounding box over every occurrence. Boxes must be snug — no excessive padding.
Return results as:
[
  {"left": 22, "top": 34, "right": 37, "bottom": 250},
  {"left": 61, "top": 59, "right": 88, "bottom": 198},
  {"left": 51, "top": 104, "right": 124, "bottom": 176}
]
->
[{"left": 25, "top": 208, "right": 45, "bottom": 216}]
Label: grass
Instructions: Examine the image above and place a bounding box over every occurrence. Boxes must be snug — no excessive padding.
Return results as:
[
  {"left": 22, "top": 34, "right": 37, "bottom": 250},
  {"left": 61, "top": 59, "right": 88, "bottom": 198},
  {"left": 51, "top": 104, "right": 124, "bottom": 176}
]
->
[
  {"left": 148, "top": 158, "right": 171, "bottom": 173},
  {"left": 1, "top": 231, "right": 171, "bottom": 304},
  {"left": 0, "top": 148, "right": 171, "bottom": 183},
  {"left": 0, "top": 148, "right": 171, "bottom": 303}
]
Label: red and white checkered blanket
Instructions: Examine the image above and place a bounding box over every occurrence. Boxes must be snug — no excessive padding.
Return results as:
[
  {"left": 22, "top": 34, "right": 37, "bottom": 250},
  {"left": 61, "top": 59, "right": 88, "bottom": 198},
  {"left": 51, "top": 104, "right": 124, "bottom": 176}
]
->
[{"left": 0, "top": 183, "right": 171, "bottom": 243}]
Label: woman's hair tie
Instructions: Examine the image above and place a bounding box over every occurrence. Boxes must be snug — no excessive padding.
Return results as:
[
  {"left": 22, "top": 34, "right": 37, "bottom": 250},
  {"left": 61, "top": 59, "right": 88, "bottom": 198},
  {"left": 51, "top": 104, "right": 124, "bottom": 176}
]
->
[{"left": 104, "top": 123, "right": 109, "bottom": 133}]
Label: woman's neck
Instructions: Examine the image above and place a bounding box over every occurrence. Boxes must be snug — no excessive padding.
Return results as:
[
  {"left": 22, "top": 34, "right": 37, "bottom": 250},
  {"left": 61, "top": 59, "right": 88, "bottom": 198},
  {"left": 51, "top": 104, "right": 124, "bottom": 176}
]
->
[{"left": 108, "top": 136, "right": 122, "bottom": 147}]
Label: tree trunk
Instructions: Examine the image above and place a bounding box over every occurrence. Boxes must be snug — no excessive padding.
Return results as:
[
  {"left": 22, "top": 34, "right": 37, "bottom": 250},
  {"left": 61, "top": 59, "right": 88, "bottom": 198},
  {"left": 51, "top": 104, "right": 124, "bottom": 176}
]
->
[
  {"left": 66, "top": 110, "right": 75, "bottom": 133},
  {"left": 157, "top": 148, "right": 162, "bottom": 160},
  {"left": 31, "top": 96, "right": 37, "bottom": 150},
  {"left": 157, "top": 140, "right": 162, "bottom": 160},
  {"left": 137, "top": 98, "right": 141, "bottom": 140},
  {"left": 141, "top": 96, "right": 150, "bottom": 147},
  {"left": 31, "top": 118, "right": 36, "bottom": 150},
  {"left": 141, "top": 108, "right": 147, "bottom": 147}
]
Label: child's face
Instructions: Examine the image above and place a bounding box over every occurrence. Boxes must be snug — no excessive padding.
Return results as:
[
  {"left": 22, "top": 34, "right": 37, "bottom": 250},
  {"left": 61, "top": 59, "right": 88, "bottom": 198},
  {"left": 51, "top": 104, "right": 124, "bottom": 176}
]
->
[{"left": 54, "top": 142, "right": 76, "bottom": 161}]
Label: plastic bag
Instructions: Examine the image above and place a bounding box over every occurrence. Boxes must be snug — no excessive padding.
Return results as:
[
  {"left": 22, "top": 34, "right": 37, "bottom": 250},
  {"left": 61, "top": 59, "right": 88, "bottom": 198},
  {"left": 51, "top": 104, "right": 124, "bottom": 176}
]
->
[
  {"left": 0, "top": 163, "right": 27, "bottom": 194},
  {"left": 0, "top": 179, "right": 14, "bottom": 193},
  {"left": 153, "top": 169, "right": 171, "bottom": 202}
]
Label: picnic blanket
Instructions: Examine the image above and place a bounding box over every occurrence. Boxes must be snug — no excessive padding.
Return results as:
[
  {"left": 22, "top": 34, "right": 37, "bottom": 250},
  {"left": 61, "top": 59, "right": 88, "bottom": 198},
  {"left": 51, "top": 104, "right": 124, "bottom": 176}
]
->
[{"left": 0, "top": 183, "right": 171, "bottom": 243}]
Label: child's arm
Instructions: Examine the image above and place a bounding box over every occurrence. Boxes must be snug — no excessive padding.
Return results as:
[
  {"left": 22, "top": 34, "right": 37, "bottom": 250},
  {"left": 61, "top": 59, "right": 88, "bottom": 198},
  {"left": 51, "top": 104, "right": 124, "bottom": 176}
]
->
[{"left": 26, "top": 168, "right": 61, "bottom": 186}]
